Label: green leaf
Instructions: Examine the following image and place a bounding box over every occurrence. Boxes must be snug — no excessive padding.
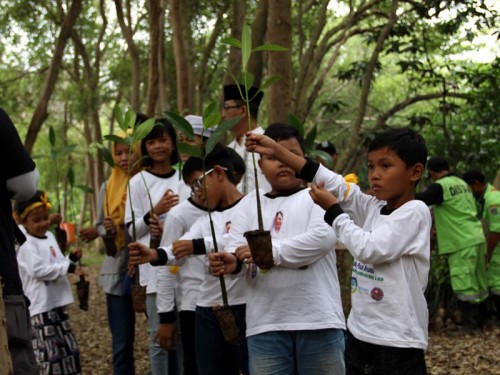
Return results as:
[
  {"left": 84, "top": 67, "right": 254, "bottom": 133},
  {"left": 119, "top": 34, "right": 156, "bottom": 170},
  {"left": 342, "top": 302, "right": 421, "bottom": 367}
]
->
[
  {"left": 221, "top": 37, "right": 242, "bottom": 49},
  {"left": 206, "top": 116, "right": 242, "bottom": 154},
  {"left": 203, "top": 102, "right": 221, "bottom": 129},
  {"left": 287, "top": 113, "right": 304, "bottom": 138},
  {"left": 67, "top": 167, "right": 75, "bottom": 188},
  {"left": 132, "top": 118, "right": 157, "bottom": 142},
  {"left": 260, "top": 75, "right": 282, "bottom": 91},
  {"left": 75, "top": 184, "right": 94, "bottom": 194},
  {"left": 115, "top": 107, "right": 127, "bottom": 132},
  {"left": 178, "top": 142, "right": 203, "bottom": 157},
  {"left": 308, "top": 150, "right": 333, "bottom": 169},
  {"left": 304, "top": 124, "right": 317, "bottom": 150},
  {"left": 241, "top": 72, "right": 255, "bottom": 94},
  {"left": 241, "top": 24, "right": 252, "bottom": 70},
  {"left": 126, "top": 108, "right": 137, "bottom": 130},
  {"left": 253, "top": 44, "right": 288, "bottom": 52},
  {"left": 164, "top": 111, "right": 195, "bottom": 140},
  {"left": 99, "top": 147, "right": 115, "bottom": 168},
  {"left": 49, "top": 126, "right": 56, "bottom": 147}
]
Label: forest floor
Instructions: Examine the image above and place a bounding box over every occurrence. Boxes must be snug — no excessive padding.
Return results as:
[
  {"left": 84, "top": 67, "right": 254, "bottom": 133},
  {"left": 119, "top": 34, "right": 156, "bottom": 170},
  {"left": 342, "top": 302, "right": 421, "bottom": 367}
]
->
[{"left": 68, "top": 263, "right": 500, "bottom": 375}]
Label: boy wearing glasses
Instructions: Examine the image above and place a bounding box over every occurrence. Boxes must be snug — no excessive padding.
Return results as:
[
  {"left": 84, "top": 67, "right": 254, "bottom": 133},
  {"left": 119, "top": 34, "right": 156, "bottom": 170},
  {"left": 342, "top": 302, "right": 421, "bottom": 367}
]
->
[
  {"left": 129, "top": 145, "right": 249, "bottom": 375},
  {"left": 223, "top": 84, "right": 270, "bottom": 194}
]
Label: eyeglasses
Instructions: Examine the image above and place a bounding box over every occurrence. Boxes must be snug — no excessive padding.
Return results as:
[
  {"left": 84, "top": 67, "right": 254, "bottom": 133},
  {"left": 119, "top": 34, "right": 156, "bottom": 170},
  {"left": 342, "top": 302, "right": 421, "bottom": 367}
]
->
[
  {"left": 221, "top": 104, "right": 243, "bottom": 112},
  {"left": 190, "top": 167, "right": 228, "bottom": 196}
]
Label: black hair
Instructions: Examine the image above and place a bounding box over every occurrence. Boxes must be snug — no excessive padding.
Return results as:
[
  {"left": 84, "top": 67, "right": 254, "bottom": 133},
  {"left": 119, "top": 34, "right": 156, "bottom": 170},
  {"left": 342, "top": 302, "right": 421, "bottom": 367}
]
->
[
  {"left": 135, "top": 112, "right": 149, "bottom": 128},
  {"left": 141, "top": 117, "right": 179, "bottom": 168},
  {"left": 204, "top": 144, "right": 237, "bottom": 184},
  {"left": 368, "top": 127, "right": 428, "bottom": 168},
  {"left": 14, "top": 190, "right": 48, "bottom": 219},
  {"left": 226, "top": 147, "right": 246, "bottom": 176},
  {"left": 182, "top": 157, "right": 204, "bottom": 184},
  {"left": 426, "top": 156, "right": 449, "bottom": 173},
  {"left": 462, "top": 169, "right": 486, "bottom": 184},
  {"left": 264, "top": 123, "right": 305, "bottom": 153}
]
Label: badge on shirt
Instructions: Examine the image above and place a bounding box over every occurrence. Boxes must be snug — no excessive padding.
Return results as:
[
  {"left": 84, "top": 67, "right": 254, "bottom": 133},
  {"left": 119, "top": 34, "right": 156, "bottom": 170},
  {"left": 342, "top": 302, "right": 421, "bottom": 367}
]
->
[{"left": 490, "top": 205, "right": 499, "bottom": 216}]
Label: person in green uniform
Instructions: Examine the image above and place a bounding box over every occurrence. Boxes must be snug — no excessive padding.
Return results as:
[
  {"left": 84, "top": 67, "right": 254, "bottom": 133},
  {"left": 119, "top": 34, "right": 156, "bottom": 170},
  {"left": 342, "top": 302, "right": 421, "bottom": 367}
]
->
[
  {"left": 416, "top": 157, "right": 488, "bottom": 333},
  {"left": 462, "top": 169, "right": 500, "bottom": 319}
]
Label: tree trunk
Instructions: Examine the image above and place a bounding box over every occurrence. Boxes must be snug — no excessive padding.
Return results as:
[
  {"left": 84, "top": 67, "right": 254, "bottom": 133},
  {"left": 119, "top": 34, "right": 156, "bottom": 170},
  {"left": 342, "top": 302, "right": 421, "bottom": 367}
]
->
[
  {"left": 247, "top": 0, "right": 268, "bottom": 88},
  {"left": 157, "top": 2, "right": 168, "bottom": 114},
  {"left": 146, "top": 0, "right": 162, "bottom": 117},
  {"left": 24, "top": 0, "right": 83, "bottom": 153},
  {"left": 267, "top": 0, "right": 292, "bottom": 124},
  {"left": 114, "top": 0, "right": 142, "bottom": 111},
  {"left": 169, "top": 0, "right": 192, "bottom": 114},
  {"left": 224, "top": 1, "right": 246, "bottom": 85}
]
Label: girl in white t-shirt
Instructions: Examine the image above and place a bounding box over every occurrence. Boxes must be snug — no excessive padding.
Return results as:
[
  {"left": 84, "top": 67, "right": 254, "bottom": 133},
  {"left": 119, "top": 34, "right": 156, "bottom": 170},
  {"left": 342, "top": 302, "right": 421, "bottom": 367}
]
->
[{"left": 15, "top": 190, "right": 83, "bottom": 375}]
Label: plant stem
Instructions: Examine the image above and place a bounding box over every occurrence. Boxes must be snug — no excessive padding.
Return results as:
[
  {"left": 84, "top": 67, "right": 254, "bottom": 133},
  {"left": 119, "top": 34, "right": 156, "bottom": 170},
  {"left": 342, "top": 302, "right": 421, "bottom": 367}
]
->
[{"left": 202, "top": 158, "right": 229, "bottom": 306}]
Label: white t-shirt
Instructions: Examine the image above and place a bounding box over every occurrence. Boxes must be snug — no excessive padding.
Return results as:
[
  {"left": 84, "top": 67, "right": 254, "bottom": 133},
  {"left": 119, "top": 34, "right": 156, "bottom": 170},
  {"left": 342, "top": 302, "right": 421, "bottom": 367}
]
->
[
  {"left": 156, "top": 198, "right": 208, "bottom": 313},
  {"left": 125, "top": 169, "right": 179, "bottom": 293},
  {"left": 226, "top": 188, "right": 346, "bottom": 337},
  {"left": 17, "top": 231, "right": 75, "bottom": 316},
  {"left": 176, "top": 198, "right": 248, "bottom": 308},
  {"left": 314, "top": 163, "right": 431, "bottom": 350},
  {"left": 227, "top": 126, "right": 271, "bottom": 194}
]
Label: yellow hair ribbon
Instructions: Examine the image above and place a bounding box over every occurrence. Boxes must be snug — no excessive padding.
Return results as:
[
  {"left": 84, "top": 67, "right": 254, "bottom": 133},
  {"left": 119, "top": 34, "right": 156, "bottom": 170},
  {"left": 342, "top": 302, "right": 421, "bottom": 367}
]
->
[{"left": 20, "top": 193, "right": 52, "bottom": 219}]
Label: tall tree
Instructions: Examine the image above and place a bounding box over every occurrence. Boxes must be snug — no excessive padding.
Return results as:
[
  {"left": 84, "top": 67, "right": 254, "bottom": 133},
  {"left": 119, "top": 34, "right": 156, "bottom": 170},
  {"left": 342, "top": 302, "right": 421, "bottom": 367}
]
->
[
  {"left": 266, "top": 0, "right": 292, "bottom": 124},
  {"left": 24, "top": 0, "right": 83, "bottom": 153},
  {"left": 114, "top": 0, "right": 142, "bottom": 111}
]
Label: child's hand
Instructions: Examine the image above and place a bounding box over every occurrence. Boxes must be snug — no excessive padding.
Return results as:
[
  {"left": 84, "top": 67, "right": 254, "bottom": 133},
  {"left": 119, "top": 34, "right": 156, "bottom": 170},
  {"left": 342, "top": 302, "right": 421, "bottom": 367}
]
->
[
  {"left": 155, "top": 323, "right": 177, "bottom": 351},
  {"left": 149, "top": 213, "right": 163, "bottom": 238},
  {"left": 208, "top": 252, "right": 237, "bottom": 276},
  {"left": 235, "top": 245, "right": 253, "bottom": 264},
  {"left": 245, "top": 132, "right": 279, "bottom": 157},
  {"left": 154, "top": 190, "right": 179, "bottom": 216},
  {"left": 309, "top": 182, "right": 338, "bottom": 210},
  {"left": 128, "top": 241, "right": 157, "bottom": 266},
  {"left": 102, "top": 217, "right": 117, "bottom": 234},
  {"left": 79, "top": 227, "right": 98, "bottom": 243},
  {"left": 72, "top": 247, "right": 83, "bottom": 260},
  {"left": 172, "top": 240, "right": 193, "bottom": 259}
]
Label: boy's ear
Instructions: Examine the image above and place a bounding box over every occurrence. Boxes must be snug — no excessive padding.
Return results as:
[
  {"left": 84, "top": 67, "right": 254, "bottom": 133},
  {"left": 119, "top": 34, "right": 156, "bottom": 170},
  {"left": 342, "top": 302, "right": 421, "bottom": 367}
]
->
[
  {"left": 410, "top": 163, "right": 425, "bottom": 182},
  {"left": 213, "top": 165, "right": 227, "bottom": 180}
]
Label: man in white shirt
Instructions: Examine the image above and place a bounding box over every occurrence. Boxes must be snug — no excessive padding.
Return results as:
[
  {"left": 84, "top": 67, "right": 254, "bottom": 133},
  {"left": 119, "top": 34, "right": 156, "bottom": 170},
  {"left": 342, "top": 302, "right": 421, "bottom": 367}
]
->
[{"left": 223, "top": 84, "right": 270, "bottom": 194}]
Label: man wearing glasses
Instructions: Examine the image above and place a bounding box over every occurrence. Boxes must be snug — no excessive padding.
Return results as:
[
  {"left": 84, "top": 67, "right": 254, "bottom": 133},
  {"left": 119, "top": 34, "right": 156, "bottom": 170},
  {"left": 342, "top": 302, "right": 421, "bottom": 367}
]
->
[{"left": 222, "top": 84, "right": 271, "bottom": 194}]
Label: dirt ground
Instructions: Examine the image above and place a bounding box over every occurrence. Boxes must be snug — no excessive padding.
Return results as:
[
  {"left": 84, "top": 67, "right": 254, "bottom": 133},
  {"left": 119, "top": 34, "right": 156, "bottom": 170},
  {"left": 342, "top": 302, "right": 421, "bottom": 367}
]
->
[{"left": 68, "top": 264, "right": 500, "bottom": 375}]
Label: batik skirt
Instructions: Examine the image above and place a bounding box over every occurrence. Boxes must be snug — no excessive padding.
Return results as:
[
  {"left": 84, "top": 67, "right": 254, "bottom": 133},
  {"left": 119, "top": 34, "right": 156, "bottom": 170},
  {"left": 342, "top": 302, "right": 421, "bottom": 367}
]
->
[{"left": 31, "top": 307, "right": 82, "bottom": 375}]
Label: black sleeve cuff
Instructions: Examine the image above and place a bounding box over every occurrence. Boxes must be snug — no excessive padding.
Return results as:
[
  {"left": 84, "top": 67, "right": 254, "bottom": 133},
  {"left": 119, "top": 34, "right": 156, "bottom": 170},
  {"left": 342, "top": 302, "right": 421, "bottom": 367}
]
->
[
  {"left": 324, "top": 203, "right": 345, "bottom": 226},
  {"left": 192, "top": 239, "right": 207, "bottom": 255},
  {"left": 231, "top": 254, "right": 243, "bottom": 275},
  {"left": 69, "top": 252, "right": 79, "bottom": 262},
  {"left": 296, "top": 158, "right": 320, "bottom": 182},
  {"left": 143, "top": 212, "right": 151, "bottom": 225},
  {"left": 68, "top": 263, "right": 76, "bottom": 273},
  {"left": 159, "top": 311, "right": 176, "bottom": 324},
  {"left": 150, "top": 248, "right": 169, "bottom": 266}
]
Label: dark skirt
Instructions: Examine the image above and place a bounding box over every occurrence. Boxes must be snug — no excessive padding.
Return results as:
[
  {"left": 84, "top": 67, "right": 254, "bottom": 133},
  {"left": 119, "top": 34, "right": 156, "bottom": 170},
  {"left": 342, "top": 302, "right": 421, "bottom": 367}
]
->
[{"left": 31, "top": 307, "right": 82, "bottom": 375}]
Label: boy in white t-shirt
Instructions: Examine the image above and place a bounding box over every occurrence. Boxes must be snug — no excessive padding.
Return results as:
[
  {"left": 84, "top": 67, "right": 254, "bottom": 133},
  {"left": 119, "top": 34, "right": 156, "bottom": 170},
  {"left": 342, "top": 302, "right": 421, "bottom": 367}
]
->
[
  {"left": 209, "top": 124, "right": 346, "bottom": 375},
  {"left": 244, "top": 127, "right": 431, "bottom": 374}
]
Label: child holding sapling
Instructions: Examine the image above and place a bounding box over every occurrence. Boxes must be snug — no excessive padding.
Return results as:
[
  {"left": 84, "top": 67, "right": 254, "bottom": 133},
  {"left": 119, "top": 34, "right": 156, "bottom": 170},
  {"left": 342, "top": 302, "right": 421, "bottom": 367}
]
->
[
  {"left": 245, "top": 127, "right": 431, "bottom": 374},
  {"left": 125, "top": 117, "right": 180, "bottom": 375},
  {"left": 129, "top": 145, "right": 249, "bottom": 375},
  {"left": 209, "top": 124, "right": 346, "bottom": 375}
]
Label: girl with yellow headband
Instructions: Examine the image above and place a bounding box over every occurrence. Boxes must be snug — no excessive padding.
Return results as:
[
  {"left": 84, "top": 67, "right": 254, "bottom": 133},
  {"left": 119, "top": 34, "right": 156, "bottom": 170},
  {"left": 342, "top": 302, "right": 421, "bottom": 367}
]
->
[
  {"left": 78, "top": 115, "right": 145, "bottom": 375},
  {"left": 15, "top": 190, "right": 83, "bottom": 374}
]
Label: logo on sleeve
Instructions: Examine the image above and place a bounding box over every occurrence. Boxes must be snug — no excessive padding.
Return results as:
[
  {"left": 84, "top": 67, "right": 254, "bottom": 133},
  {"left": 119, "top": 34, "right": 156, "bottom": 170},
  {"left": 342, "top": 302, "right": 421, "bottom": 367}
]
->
[
  {"left": 490, "top": 205, "right": 498, "bottom": 216},
  {"left": 351, "top": 277, "right": 358, "bottom": 294},
  {"left": 370, "top": 287, "right": 384, "bottom": 301}
]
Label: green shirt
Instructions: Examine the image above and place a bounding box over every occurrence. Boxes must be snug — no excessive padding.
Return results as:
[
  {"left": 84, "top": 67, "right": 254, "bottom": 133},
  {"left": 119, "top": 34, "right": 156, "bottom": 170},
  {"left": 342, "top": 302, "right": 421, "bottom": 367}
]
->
[
  {"left": 480, "top": 184, "right": 500, "bottom": 234},
  {"left": 434, "top": 175, "right": 485, "bottom": 254}
]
